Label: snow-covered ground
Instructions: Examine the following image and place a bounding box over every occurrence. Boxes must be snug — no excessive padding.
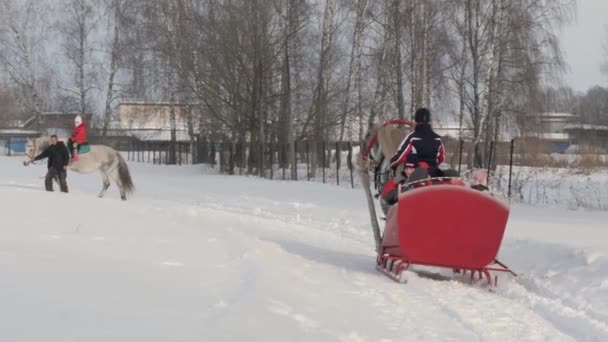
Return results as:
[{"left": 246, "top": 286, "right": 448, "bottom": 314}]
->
[{"left": 0, "top": 156, "right": 607, "bottom": 341}]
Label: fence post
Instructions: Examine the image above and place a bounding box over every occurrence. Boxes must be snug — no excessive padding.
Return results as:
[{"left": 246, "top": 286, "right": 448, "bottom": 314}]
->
[
  {"left": 152, "top": 142, "right": 156, "bottom": 165},
  {"left": 335, "top": 142, "right": 340, "bottom": 186},
  {"left": 294, "top": 141, "right": 298, "bottom": 181},
  {"left": 322, "top": 142, "right": 326, "bottom": 183},
  {"left": 258, "top": 143, "right": 263, "bottom": 178},
  {"left": 166, "top": 142, "right": 171, "bottom": 165},
  {"left": 228, "top": 143, "right": 236, "bottom": 175},
  {"left": 147, "top": 142, "right": 151, "bottom": 163},
  {"left": 508, "top": 139, "right": 515, "bottom": 198},
  {"left": 347, "top": 142, "right": 354, "bottom": 189},
  {"left": 457, "top": 140, "right": 464, "bottom": 175},
  {"left": 486, "top": 141, "right": 495, "bottom": 184},
  {"left": 186, "top": 143, "right": 189, "bottom": 165},
  {"left": 281, "top": 143, "right": 286, "bottom": 180},
  {"left": 178, "top": 143, "right": 183, "bottom": 166},
  {"left": 238, "top": 142, "right": 243, "bottom": 175},
  {"left": 269, "top": 143, "right": 274, "bottom": 180},
  {"left": 306, "top": 141, "right": 310, "bottom": 181},
  {"left": 7, "top": 137, "right": 11, "bottom": 157}
]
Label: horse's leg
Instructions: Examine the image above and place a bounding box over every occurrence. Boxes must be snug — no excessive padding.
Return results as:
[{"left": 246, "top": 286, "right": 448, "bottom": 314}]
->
[
  {"left": 99, "top": 171, "right": 111, "bottom": 198},
  {"left": 109, "top": 167, "right": 126, "bottom": 201}
]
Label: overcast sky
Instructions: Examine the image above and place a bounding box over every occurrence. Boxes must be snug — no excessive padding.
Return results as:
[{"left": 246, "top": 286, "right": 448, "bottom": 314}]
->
[{"left": 561, "top": 0, "right": 608, "bottom": 91}]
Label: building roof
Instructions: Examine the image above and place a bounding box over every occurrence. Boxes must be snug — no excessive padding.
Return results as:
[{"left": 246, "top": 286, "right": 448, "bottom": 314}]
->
[
  {"left": 563, "top": 124, "right": 608, "bottom": 131},
  {"left": 530, "top": 112, "right": 578, "bottom": 118},
  {"left": 118, "top": 101, "right": 200, "bottom": 107},
  {"left": 0, "top": 129, "right": 40, "bottom": 136},
  {"left": 128, "top": 130, "right": 191, "bottom": 142},
  {"left": 99, "top": 128, "right": 192, "bottom": 142},
  {"left": 40, "top": 111, "right": 93, "bottom": 117},
  {"left": 6, "top": 116, "right": 36, "bottom": 128},
  {"left": 524, "top": 132, "right": 570, "bottom": 141}
]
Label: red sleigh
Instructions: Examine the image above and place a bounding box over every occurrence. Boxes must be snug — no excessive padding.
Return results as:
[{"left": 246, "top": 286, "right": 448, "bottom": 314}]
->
[{"left": 363, "top": 119, "right": 516, "bottom": 286}]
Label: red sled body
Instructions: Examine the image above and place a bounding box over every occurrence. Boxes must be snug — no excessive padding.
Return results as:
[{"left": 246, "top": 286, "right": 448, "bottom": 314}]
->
[
  {"left": 377, "top": 183, "right": 516, "bottom": 286},
  {"left": 361, "top": 118, "right": 515, "bottom": 286}
]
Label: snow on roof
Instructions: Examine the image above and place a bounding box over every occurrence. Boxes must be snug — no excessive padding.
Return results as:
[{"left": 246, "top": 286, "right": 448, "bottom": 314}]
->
[
  {"left": 0, "top": 129, "right": 40, "bottom": 135},
  {"left": 5, "top": 116, "right": 36, "bottom": 128},
  {"left": 128, "top": 130, "right": 191, "bottom": 142},
  {"left": 530, "top": 112, "right": 578, "bottom": 118},
  {"left": 524, "top": 132, "right": 570, "bottom": 141},
  {"left": 40, "top": 111, "right": 93, "bottom": 117},
  {"left": 563, "top": 124, "right": 608, "bottom": 131},
  {"left": 118, "top": 100, "right": 201, "bottom": 107}
]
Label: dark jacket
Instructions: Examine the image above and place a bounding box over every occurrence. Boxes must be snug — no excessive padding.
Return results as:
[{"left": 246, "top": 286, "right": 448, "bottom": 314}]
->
[
  {"left": 34, "top": 142, "right": 70, "bottom": 171},
  {"left": 390, "top": 124, "right": 445, "bottom": 170}
]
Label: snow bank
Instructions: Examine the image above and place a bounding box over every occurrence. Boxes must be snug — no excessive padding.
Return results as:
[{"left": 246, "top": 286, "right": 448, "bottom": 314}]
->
[
  {"left": 1, "top": 156, "right": 607, "bottom": 341},
  {"left": 491, "top": 166, "right": 608, "bottom": 210}
]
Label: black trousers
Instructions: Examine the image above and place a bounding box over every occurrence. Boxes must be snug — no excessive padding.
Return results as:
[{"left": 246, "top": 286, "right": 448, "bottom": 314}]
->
[{"left": 45, "top": 167, "right": 68, "bottom": 193}]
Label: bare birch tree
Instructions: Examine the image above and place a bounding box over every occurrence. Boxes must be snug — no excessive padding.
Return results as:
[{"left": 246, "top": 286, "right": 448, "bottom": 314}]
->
[
  {"left": 58, "top": 0, "right": 101, "bottom": 117},
  {"left": 339, "top": 0, "right": 368, "bottom": 142},
  {"left": 0, "top": 0, "right": 48, "bottom": 128}
]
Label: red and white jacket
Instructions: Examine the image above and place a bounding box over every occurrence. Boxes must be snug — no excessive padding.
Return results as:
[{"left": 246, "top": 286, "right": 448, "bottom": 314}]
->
[
  {"left": 390, "top": 124, "right": 445, "bottom": 170},
  {"left": 70, "top": 121, "right": 88, "bottom": 145}
]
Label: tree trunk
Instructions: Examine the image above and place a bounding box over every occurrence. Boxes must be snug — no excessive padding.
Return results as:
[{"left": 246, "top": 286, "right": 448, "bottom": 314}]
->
[
  {"left": 393, "top": 0, "right": 405, "bottom": 119},
  {"left": 312, "top": 0, "right": 335, "bottom": 173},
  {"left": 339, "top": 0, "right": 368, "bottom": 142},
  {"left": 409, "top": 0, "right": 417, "bottom": 116},
  {"left": 102, "top": 0, "right": 121, "bottom": 137}
]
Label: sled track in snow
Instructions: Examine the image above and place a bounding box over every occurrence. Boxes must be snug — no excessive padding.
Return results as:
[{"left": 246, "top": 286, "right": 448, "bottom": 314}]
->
[
  {"left": 2, "top": 175, "right": 606, "bottom": 340},
  {"left": 0, "top": 183, "right": 44, "bottom": 191},
  {"left": 497, "top": 274, "right": 608, "bottom": 340},
  {"left": 165, "top": 198, "right": 608, "bottom": 340}
]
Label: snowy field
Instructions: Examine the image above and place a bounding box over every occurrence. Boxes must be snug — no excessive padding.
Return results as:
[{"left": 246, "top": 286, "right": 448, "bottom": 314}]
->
[{"left": 0, "top": 155, "right": 607, "bottom": 341}]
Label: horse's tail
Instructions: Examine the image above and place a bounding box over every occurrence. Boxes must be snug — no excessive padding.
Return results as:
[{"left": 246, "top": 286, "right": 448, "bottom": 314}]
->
[{"left": 116, "top": 152, "right": 135, "bottom": 193}]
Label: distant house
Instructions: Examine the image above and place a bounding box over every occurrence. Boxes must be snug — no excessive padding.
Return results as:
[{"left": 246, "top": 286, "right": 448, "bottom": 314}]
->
[
  {"left": 118, "top": 101, "right": 190, "bottom": 130},
  {"left": 115, "top": 101, "right": 195, "bottom": 142},
  {"left": 524, "top": 112, "right": 579, "bottom": 153},
  {"left": 563, "top": 124, "right": 608, "bottom": 152},
  {"left": 39, "top": 111, "right": 94, "bottom": 132}
]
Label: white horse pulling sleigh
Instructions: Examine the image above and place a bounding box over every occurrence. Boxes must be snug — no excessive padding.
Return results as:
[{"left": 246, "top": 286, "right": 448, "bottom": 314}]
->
[{"left": 23, "top": 136, "right": 135, "bottom": 201}]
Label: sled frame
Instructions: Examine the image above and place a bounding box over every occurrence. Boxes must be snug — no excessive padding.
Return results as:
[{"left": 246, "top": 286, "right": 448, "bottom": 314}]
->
[{"left": 376, "top": 250, "right": 517, "bottom": 287}]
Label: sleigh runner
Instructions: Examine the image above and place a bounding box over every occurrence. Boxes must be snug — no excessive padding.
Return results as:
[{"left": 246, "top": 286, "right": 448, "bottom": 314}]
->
[{"left": 360, "top": 118, "right": 516, "bottom": 287}]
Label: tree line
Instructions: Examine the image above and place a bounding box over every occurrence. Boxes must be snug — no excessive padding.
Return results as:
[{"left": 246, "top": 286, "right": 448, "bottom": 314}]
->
[{"left": 1, "top": 0, "right": 577, "bottom": 168}]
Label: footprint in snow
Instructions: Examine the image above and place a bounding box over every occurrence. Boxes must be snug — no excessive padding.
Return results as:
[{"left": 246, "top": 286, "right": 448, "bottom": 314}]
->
[
  {"left": 214, "top": 300, "right": 228, "bottom": 308},
  {"left": 160, "top": 261, "right": 184, "bottom": 267},
  {"left": 268, "top": 299, "right": 319, "bottom": 331}
]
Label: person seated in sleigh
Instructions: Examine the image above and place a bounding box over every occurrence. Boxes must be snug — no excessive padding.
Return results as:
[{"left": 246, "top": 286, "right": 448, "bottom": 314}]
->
[
  {"left": 389, "top": 108, "right": 446, "bottom": 178},
  {"left": 381, "top": 154, "right": 422, "bottom": 206},
  {"left": 470, "top": 169, "right": 491, "bottom": 192},
  {"left": 67, "top": 115, "right": 89, "bottom": 162}
]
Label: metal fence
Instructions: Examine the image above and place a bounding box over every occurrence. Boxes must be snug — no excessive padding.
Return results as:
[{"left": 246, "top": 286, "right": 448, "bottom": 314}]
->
[{"left": 121, "top": 139, "right": 359, "bottom": 188}]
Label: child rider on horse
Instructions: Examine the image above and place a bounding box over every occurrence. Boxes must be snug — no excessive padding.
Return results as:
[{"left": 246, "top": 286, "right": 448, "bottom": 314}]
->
[{"left": 68, "top": 115, "right": 88, "bottom": 162}]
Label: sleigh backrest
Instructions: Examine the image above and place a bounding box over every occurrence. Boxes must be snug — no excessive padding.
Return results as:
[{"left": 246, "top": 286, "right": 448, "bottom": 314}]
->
[{"left": 388, "top": 185, "right": 510, "bottom": 269}]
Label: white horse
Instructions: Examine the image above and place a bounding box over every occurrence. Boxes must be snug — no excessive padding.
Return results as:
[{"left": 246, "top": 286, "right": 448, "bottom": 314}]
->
[{"left": 23, "top": 136, "right": 135, "bottom": 200}]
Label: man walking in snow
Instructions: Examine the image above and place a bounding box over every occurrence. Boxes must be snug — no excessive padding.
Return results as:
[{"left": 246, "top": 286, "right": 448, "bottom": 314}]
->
[{"left": 28, "top": 135, "right": 70, "bottom": 193}]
